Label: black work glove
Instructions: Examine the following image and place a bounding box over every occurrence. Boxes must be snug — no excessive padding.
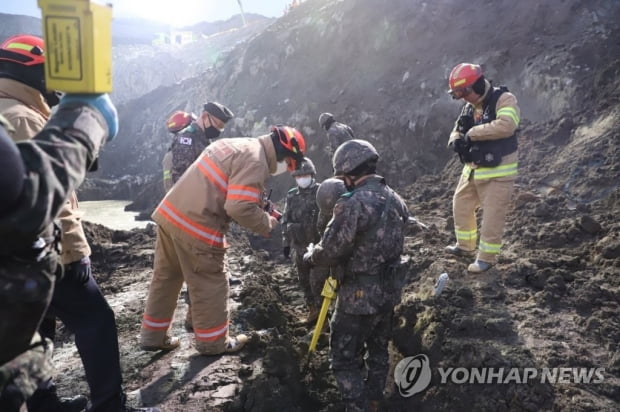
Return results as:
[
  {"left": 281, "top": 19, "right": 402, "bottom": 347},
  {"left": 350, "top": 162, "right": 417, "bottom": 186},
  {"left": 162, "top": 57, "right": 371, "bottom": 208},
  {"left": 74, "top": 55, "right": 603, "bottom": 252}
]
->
[
  {"left": 64, "top": 256, "right": 91, "bottom": 284},
  {"left": 283, "top": 246, "right": 291, "bottom": 259},
  {"left": 450, "top": 135, "right": 470, "bottom": 154}
]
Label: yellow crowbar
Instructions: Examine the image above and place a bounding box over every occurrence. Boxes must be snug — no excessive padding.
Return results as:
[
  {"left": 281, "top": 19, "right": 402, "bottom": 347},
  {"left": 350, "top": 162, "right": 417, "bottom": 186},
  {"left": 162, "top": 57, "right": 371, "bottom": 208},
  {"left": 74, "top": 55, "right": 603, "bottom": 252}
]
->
[{"left": 308, "top": 276, "right": 337, "bottom": 353}]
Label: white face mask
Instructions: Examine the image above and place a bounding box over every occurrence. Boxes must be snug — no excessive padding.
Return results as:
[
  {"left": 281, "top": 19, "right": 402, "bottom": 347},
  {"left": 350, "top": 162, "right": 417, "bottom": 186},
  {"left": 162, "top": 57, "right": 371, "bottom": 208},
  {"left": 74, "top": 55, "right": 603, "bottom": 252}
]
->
[
  {"left": 271, "top": 161, "right": 288, "bottom": 176},
  {"left": 296, "top": 176, "right": 313, "bottom": 189}
]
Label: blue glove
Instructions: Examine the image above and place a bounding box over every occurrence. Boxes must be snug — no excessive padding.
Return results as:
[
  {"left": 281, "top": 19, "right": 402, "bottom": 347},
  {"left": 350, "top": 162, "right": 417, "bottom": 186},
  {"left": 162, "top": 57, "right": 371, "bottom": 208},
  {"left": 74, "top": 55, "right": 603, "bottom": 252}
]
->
[{"left": 59, "top": 93, "right": 118, "bottom": 141}]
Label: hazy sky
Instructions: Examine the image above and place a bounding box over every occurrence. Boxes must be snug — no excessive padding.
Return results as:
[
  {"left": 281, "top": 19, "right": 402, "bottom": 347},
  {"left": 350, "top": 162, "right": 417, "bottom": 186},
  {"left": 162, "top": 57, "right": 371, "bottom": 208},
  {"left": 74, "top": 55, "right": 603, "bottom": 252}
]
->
[{"left": 3, "top": 0, "right": 294, "bottom": 26}]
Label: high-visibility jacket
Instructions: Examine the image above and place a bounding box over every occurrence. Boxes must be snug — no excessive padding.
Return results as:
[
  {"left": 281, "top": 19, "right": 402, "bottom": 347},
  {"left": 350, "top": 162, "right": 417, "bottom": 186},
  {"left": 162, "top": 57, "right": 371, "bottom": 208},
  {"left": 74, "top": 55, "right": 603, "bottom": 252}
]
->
[
  {"left": 448, "top": 80, "right": 521, "bottom": 180},
  {"left": 152, "top": 135, "right": 277, "bottom": 248},
  {"left": 0, "top": 78, "right": 91, "bottom": 264}
]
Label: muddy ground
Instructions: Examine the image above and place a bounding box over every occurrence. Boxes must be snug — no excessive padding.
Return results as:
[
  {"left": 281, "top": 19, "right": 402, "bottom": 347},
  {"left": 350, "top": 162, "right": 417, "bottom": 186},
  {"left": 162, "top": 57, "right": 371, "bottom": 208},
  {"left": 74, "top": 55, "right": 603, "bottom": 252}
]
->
[{"left": 49, "top": 108, "right": 620, "bottom": 412}]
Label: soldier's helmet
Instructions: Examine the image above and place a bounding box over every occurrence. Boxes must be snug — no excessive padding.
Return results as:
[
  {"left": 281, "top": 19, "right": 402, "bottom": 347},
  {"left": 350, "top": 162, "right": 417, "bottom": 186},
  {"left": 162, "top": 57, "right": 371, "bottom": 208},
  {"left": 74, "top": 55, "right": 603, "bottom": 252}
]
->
[
  {"left": 318, "top": 112, "right": 334, "bottom": 130},
  {"left": 316, "top": 178, "right": 347, "bottom": 214},
  {"left": 291, "top": 157, "right": 316, "bottom": 177},
  {"left": 332, "top": 139, "right": 379, "bottom": 175}
]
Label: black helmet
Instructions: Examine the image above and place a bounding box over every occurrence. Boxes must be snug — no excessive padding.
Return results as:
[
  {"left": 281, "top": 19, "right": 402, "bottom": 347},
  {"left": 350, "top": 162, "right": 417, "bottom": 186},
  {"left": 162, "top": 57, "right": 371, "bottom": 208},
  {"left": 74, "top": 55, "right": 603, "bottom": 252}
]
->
[
  {"left": 318, "top": 112, "right": 334, "bottom": 130},
  {"left": 316, "top": 178, "right": 347, "bottom": 214},
  {"left": 332, "top": 139, "right": 379, "bottom": 175},
  {"left": 291, "top": 157, "right": 316, "bottom": 177}
]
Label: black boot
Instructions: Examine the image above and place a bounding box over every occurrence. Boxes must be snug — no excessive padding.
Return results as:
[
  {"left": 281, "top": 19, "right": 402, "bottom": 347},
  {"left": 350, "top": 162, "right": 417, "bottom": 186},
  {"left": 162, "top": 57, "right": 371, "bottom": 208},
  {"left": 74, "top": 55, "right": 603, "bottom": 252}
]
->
[{"left": 27, "top": 385, "right": 88, "bottom": 412}]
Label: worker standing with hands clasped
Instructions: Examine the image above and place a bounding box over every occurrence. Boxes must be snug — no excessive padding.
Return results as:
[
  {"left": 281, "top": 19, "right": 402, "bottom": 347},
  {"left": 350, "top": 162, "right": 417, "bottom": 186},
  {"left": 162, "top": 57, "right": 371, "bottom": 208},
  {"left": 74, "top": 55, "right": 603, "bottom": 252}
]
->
[
  {"left": 140, "top": 125, "right": 307, "bottom": 355},
  {"left": 304, "top": 139, "right": 409, "bottom": 412},
  {"left": 281, "top": 157, "right": 323, "bottom": 324},
  {"left": 445, "top": 63, "right": 521, "bottom": 273}
]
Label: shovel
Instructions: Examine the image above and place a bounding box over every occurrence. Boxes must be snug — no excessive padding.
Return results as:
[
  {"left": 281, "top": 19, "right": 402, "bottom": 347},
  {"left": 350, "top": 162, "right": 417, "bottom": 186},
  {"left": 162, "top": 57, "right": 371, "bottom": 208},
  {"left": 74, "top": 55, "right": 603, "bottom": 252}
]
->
[{"left": 308, "top": 276, "right": 337, "bottom": 353}]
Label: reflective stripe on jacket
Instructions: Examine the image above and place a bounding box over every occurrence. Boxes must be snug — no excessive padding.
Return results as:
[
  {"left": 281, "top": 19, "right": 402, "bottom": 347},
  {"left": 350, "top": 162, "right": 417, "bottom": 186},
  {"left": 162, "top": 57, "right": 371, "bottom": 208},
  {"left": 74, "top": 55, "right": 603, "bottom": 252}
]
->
[{"left": 152, "top": 135, "right": 276, "bottom": 248}]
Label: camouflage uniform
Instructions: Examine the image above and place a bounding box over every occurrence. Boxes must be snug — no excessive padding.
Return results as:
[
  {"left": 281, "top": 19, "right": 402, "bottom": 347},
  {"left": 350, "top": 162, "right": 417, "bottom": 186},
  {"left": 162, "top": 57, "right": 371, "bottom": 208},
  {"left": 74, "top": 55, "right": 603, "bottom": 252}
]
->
[
  {"left": 0, "top": 101, "right": 111, "bottom": 410},
  {"left": 170, "top": 123, "right": 215, "bottom": 184},
  {"left": 282, "top": 181, "right": 323, "bottom": 309},
  {"left": 326, "top": 121, "right": 354, "bottom": 157},
  {"left": 309, "top": 175, "right": 409, "bottom": 411}
]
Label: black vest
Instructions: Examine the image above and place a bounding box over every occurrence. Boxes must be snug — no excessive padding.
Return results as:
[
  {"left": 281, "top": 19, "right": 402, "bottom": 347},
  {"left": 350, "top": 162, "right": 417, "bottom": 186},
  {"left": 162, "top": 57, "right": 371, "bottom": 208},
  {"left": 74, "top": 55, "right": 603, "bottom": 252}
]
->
[{"left": 462, "top": 86, "right": 518, "bottom": 167}]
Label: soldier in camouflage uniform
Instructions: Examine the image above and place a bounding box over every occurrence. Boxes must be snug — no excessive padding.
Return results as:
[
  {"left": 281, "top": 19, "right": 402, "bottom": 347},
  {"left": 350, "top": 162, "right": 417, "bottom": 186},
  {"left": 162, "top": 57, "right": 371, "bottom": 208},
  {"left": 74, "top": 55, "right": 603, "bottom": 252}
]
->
[
  {"left": 162, "top": 111, "right": 196, "bottom": 192},
  {"left": 0, "top": 93, "right": 119, "bottom": 411},
  {"left": 170, "top": 101, "right": 233, "bottom": 183},
  {"left": 305, "top": 140, "right": 409, "bottom": 412},
  {"left": 282, "top": 158, "right": 324, "bottom": 323},
  {"left": 318, "top": 112, "right": 355, "bottom": 158}
]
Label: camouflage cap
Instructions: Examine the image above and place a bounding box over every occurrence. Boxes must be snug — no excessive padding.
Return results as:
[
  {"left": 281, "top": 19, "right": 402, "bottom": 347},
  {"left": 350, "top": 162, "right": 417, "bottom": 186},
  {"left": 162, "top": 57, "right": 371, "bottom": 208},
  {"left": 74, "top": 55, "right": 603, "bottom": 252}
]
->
[
  {"left": 291, "top": 157, "right": 316, "bottom": 177},
  {"left": 316, "top": 177, "right": 347, "bottom": 214},
  {"left": 332, "top": 139, "right": 379, "bottom": 175}
]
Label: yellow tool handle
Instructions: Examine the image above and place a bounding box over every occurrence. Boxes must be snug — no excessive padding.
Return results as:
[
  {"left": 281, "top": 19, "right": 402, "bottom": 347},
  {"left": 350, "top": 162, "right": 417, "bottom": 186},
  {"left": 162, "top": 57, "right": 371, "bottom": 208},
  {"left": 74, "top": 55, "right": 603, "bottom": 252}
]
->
[
  {"left": 308, "top": 295, "right": 331, "bottom": 353},
  {"left": 308, "top": 277, "right": 338, "bottom": 353}
]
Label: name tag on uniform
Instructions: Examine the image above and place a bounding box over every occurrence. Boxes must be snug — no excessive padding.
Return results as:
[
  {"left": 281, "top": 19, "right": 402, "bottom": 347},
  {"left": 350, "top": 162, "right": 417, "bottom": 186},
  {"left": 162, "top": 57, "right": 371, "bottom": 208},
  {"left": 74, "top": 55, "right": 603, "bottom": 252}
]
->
[{"left": 179, "top": 136, "right": 193, "bottom": 145}]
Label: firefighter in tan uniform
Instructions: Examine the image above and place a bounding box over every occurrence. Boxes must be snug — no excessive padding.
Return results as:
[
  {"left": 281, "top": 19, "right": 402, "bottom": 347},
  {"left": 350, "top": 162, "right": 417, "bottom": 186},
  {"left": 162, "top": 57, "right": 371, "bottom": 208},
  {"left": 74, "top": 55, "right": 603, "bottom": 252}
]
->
[
  {"left": 140, "top": 126, "right": 307, "bottom": 355},
  {"left": 445, "top": 63, "right": 521, "bottom": 273}
]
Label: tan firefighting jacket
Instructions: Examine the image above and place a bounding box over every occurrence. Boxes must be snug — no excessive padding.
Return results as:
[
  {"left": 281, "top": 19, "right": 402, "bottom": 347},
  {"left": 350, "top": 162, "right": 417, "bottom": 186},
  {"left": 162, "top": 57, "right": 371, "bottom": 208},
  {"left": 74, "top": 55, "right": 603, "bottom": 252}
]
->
[
  {"left": 152, "top": 135, "right": 277, "bottom": 249},
  {"left": 0, "top": 78, "right": 91, "bottom": 263},
  {"left": 448, "top": 79, "right": 520, "bottom": 179}
]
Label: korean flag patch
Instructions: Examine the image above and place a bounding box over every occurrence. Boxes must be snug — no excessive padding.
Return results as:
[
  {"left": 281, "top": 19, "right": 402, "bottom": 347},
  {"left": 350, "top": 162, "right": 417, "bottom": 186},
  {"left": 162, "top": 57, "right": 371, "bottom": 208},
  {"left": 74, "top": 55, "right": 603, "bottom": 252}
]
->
[{"left": 179, "top": 136, "right": 193, "bottom": 145}]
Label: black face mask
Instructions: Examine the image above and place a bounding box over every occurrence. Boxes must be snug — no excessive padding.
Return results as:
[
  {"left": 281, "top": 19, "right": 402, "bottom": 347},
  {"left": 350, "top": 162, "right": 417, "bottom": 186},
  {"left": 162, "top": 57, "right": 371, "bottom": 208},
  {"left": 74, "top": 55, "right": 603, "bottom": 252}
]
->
[{"left": 204, "top": 126, "right": 221, "bottom": 141}]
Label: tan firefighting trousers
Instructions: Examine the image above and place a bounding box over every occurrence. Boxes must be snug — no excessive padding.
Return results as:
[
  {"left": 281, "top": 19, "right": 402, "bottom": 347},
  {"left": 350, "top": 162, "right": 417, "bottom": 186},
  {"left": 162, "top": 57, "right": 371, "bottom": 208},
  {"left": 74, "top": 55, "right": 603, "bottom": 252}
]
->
[
  {"left": 452, "top": 168, "right": 515, "bottom": 263},
  {"left": 140, "top": 225, "right": 230, "bottom": 354}
]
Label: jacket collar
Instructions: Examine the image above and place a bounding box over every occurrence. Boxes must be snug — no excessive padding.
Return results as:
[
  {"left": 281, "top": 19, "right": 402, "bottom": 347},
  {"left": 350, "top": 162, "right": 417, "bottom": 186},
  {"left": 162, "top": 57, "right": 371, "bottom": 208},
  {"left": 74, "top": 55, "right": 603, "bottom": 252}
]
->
[
  {"left": 258, "top": 134, "right": 278, "bottom": 173},
  {"left": 0, "top": 78, "right": 51, "bottom": 118}
]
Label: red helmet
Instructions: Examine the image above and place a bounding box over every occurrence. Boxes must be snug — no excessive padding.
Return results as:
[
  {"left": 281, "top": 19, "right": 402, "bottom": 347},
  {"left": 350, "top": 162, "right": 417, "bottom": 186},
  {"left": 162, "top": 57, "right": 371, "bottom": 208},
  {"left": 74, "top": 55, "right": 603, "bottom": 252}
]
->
[
  {"left": 0, "top": 34, "right": 45, "bottom": 66},
  {"left": 166, "top": 111, "right": 196, "bottom": 133},
  {"left": 448, "top": 63, "right": 482, "bottom": 95},
  {"left": 271, "top": 125, "right": 306, "bottom": 171}
]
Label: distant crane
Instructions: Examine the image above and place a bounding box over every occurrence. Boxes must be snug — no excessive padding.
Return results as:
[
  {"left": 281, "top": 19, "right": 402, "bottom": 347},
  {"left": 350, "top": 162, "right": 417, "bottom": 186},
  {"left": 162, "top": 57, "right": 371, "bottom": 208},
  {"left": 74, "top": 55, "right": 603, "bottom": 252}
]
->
[{"left": 236, "top": 0, "right": 247, "bottom": 27}]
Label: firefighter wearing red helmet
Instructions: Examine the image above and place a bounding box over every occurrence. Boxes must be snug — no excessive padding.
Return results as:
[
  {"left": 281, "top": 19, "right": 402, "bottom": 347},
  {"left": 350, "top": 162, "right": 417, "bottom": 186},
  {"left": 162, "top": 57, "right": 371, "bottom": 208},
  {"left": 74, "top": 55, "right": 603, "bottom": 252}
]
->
[
  {"left": 445, "top": 63, "right": 521, "bottom": 273},
  {"left": 140, "top": 126, "right": 306, "bottom": 355}
]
